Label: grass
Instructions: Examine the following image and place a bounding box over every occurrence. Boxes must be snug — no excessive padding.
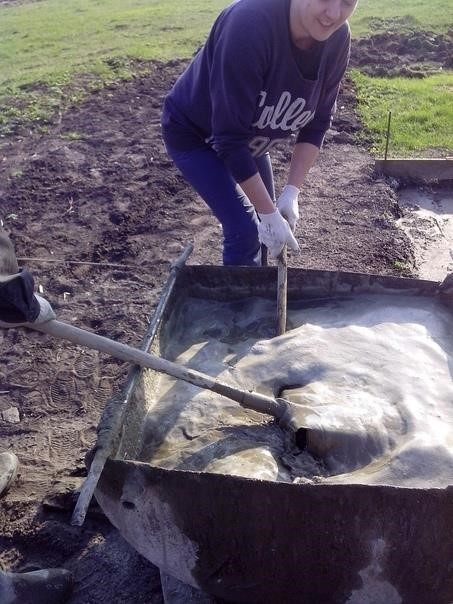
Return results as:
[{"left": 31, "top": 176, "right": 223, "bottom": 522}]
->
[
  {"left": 0, "top": 0, "right": 227, "bottom": 90},
  {"left": 350, "top": 0, "right": 453, "bottom": 37},
  {"left": 392, "top": 259, "right": 412, "bottom": 275},
  {"left": 0, "top": 0, "right": 452, "bottom": 154},
  {"left": 353, "top": 71, "right": 453, "bottom": 157}
]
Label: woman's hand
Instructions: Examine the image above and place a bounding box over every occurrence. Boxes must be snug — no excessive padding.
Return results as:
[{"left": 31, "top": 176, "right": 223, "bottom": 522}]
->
[
  {"left": 257, "top": 209, "right": 299, "bottom": 258},
  {"left": 276, "top": 185, "right": 300, "bottom": 232}
]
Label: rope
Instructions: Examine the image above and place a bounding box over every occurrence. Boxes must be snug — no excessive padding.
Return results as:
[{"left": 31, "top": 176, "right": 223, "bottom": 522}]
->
[{"left": 17, "top": 257, "right": 139, "bottom": 269}]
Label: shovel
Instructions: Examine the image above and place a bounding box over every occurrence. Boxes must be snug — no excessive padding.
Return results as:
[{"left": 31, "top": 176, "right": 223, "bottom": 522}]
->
[
  {"left": 17, "top": 312, "right": 384, "bottom": 526},
  {"left": 1, "top": 243, "right": 354, "bottom": 522},
  {"left": 0, "top": 237, "right": 316, "bottom": 521},
  {"left": 30, "top": 315, "right": 307, "bottom": 437}
]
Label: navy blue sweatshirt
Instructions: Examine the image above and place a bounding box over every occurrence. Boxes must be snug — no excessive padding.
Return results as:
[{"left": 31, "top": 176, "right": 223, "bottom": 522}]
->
[{"left": 162, "top": 0, "right": 351, "bottom": 183}]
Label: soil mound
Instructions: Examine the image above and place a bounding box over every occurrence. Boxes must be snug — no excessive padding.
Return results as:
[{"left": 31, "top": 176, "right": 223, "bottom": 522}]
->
[{"left": 350, "top": 29, "right": 453, "bottom": 77}]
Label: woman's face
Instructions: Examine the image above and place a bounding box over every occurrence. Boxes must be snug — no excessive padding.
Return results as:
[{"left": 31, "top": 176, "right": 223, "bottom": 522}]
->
[{"left": 290, "top": 0, "right": 358, "bottom": 47}]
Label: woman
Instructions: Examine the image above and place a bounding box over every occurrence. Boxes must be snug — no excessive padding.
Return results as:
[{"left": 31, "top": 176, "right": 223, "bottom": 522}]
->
[{"left": 161, "top": 0, "right": 358, "bottom": 265}]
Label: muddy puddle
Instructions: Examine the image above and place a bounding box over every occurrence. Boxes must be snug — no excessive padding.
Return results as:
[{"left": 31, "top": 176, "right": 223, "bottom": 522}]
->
[
  {"left": 397, "top": 185, "right": 453, "bottom": 280},
  {"left": 140, "top": 293, "right": 453, "bottom": 489}
]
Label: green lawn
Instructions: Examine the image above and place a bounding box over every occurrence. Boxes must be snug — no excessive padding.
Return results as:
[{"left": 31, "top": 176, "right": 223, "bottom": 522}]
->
[
  {"left": 0, "top": 0, "right": 227, "bottom": 90},
  {"left": 353, "top": 71, "right": 453, "bottom": 157}
]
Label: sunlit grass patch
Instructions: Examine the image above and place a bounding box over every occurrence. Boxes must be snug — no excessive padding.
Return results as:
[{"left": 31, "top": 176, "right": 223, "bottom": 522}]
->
[
  {"left": 352, "top": 70, "right": 453, "bottom": 157},
  {"left": 0, "top": 0, "right": 226, "bottom": 90}
]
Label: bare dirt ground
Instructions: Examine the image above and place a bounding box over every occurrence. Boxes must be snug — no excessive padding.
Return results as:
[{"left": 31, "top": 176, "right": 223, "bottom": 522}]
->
[{"left": 0, "top": 30, "right": 451, "bottom": 603}]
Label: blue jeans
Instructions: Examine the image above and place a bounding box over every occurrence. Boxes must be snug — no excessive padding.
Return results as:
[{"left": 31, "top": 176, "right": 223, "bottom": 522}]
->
[{"left": 163, "top": 141, "right": 275, "bottom": 266}]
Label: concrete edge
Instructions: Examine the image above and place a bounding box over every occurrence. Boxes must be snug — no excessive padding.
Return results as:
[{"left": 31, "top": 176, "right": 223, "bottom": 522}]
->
[{"left": 374, "top": 158, "right": 453, "bottom": 182}]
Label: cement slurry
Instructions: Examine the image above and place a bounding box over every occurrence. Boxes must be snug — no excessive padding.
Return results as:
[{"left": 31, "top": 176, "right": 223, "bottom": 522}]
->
[
  {"left": 142, "top": 294, "right": 453, "bottom": 488},
  {"left": 397, "top": 186, "right": 453, "bottom": 280}
]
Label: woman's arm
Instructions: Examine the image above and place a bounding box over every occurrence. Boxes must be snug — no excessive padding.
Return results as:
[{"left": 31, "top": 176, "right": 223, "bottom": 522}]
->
[
  {"left": 239, "top": 173, "right": 275, "bottom": 214},
  {"left": 287, "top": 142, "right": 320, "bottom": 188},
  {"left": 276, "top": 142, "right": 319, "bottom": 232},
  {"left": 241, "top": 142, "right": 319, "bottom": 216}
]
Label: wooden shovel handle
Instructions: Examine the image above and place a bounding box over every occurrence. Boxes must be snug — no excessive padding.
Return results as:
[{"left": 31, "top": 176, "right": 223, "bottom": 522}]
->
[{"left": 31, "top": 319, "right": 287, "bottom": 421}]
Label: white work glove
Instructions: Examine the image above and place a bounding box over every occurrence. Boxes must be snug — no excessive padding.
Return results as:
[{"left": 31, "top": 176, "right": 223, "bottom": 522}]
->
[
  {"left": 32, "top": 294, "right": 56, "bottom": 323},
  {"left": 276, "top": 184, "right": 300, "bottom": 232},
  {"left": 257, "top": 209, "right": 299, "bottom": 259}
]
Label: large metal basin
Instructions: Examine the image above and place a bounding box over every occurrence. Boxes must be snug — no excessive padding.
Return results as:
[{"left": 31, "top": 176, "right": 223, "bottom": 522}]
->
[{"left": 93, "top": 265, "right": 453, "bottom": 603}]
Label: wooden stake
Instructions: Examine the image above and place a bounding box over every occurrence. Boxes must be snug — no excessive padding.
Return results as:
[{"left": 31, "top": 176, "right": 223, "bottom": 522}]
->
[
  {"left": 384, "top": 110, "right": 392, "bottom": 161},
  {"left": 277, "top": 245, "right": 287, "bottom": 336}
]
